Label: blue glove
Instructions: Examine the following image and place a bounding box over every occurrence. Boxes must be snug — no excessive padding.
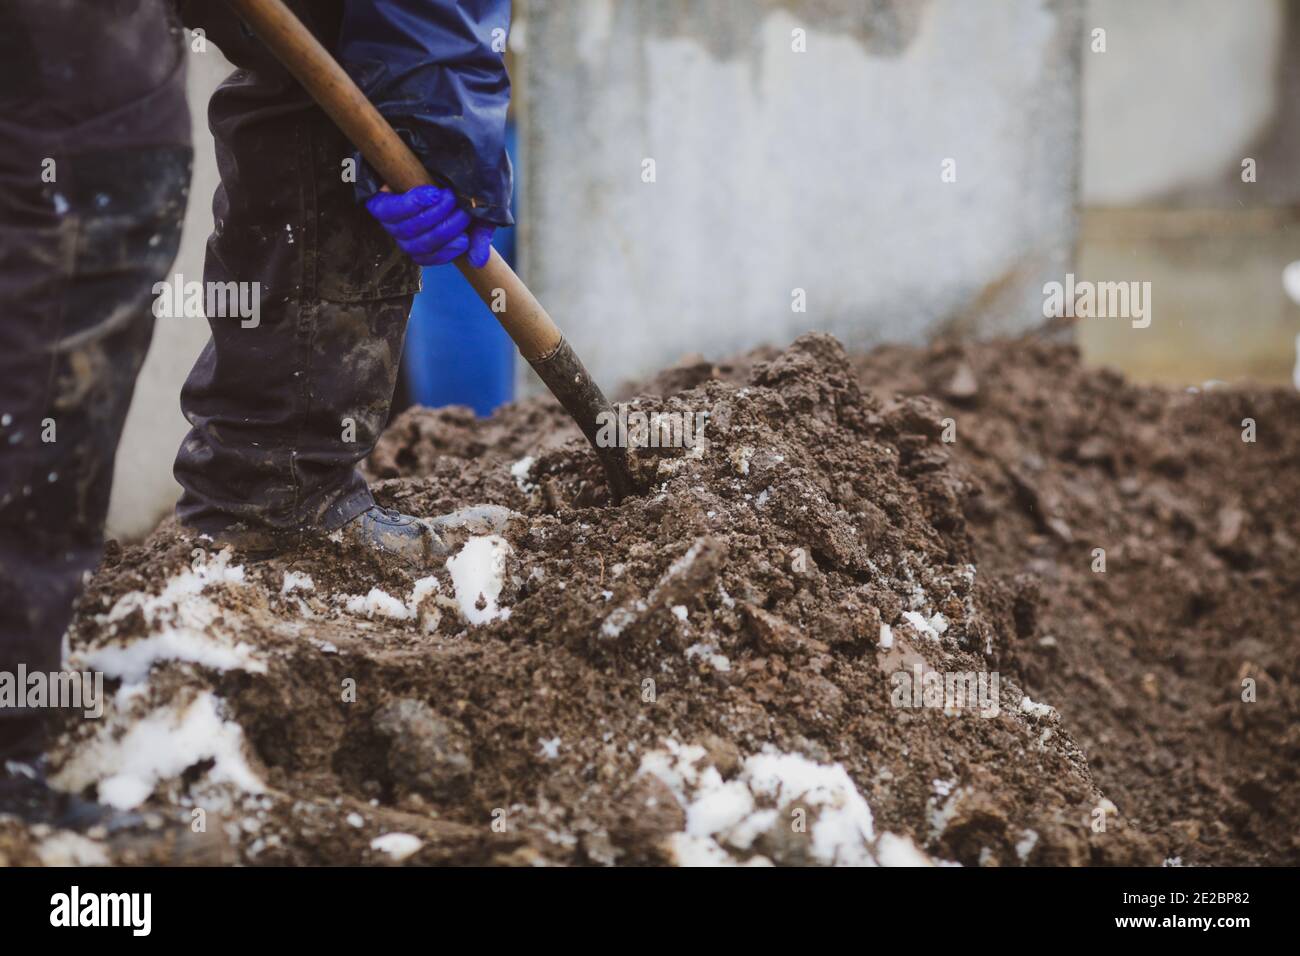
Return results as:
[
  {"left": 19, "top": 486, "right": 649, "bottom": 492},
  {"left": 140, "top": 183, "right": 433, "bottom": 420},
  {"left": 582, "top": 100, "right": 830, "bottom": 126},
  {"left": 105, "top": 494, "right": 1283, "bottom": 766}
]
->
[{"left": 365, "top": 185, "right": 495, "bottom": 268}]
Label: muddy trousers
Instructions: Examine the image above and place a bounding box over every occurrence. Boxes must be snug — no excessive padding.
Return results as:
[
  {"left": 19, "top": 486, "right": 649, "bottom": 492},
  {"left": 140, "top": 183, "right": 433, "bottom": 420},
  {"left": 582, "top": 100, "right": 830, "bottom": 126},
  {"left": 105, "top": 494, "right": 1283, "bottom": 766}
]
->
[{"left": 0, "top": 0, "right": 419, "bottom": 759}]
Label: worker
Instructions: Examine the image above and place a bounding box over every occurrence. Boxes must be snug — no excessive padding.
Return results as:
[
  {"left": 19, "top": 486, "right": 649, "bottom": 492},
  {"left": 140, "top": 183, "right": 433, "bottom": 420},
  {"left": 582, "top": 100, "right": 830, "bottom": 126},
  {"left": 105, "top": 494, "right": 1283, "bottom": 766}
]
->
[{"left": 0, "top": 0, "right": 513, "bottom": 825}]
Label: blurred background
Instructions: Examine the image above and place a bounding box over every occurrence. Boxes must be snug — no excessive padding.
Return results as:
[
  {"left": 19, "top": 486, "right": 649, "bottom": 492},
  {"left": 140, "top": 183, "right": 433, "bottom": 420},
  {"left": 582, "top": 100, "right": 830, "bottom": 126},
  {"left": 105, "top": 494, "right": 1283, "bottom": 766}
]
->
[{"left": 109, "top": 0, "right": 1300, "bottom": 539}]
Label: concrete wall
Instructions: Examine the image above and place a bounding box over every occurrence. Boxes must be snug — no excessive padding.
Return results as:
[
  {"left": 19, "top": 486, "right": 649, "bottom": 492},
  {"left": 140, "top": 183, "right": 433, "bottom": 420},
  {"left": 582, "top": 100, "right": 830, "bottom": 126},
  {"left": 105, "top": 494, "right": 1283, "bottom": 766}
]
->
[
  {"left": 1083, "top": 0, "right": 1290, "bottom": 206},
  {"left": 519, "top": 0, "right": 1084, "bottom": 389},
  {"left": 1077, "top": 0, "right": 1300, "bottom": 387}
]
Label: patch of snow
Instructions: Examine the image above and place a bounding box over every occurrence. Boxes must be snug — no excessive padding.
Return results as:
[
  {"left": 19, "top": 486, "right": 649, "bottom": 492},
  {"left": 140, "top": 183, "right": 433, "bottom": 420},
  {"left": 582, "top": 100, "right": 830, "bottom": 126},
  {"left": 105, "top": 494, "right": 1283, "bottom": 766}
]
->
[
  {"left": 928, "top": 786, "right": 966, "bottom": 840},
  {"left": 338, "top": 577, "right": 443, "bottom": 630},
  {"left": 82, "top": 630, "right": 264, "bottom": 687},
  {"left": 35, "top": 831, "right": 109, "bottom": 867},
  {"left": 537, "top": 737, "right": 561, "bottom": 760},
  {"left": 446, "top": 535, "right": 512, "bottom": 625},
  {"left": 640, "top": 740, "right": 937, "bottom": 867},
  {"left": 600, "top": 602, "right": 643, "bottom": 639},
  {"left": 79, "top": 550, "right": 262, "bottom": 685},
  {"left": 684, "top": 777, "right": 756, "bottom": 838},
  {"left": 685, "top": 643, "right": 731, "bottom": 671},
  {"left": 878, "top": 624, "right": 894, "bottom": 648},
  {"left": 745, "top": 751, "right": 878, "bottom": 865},
  {"left": 345, "top": 588, "right": 411, "bottom": 621},
  {"left": 97, "top": 549, "right": 245, "bottom": 629},
  {"left": 510, "top": 455, "right": 536, "bottom": 492},
  {"left": 281, "top": 571, "right": 314, "bottom": 595},
  {"left": 671, "top": 605, "right": 688, "bottom": 622},
  {"left": 54, "top": 692, "right": 263, "bottom": 809},
  {"left": 1019, "top": 695, "right": 1058, "bottom": 720},
  {"left": 736, "top": 447, "right": 753, "bottom": 476},
  {"left": 902, "top": 610, "right": 939, "bottom": 640},
  {"left": 669, "top": 833, "right": 767, "bottom": 867},
  {"left": 370, "top": 832, "right": 422, "bottom": 861},
  {"left": 875, "top": 831, "right": 932, "bottom": 867},
  {"left": 406, "top": 575, "right": 442, "bottom": 632},
  {"left": 1015, "top": 828, "right": 1039, "bottom": 862}
]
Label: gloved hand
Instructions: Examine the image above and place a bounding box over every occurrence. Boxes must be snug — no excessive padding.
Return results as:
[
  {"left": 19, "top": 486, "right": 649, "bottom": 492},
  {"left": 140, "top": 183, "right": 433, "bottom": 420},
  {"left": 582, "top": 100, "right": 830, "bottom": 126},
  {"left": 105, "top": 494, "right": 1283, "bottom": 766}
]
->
[{"left": 365, "top": 185, "right": 495, "bottom": 268}]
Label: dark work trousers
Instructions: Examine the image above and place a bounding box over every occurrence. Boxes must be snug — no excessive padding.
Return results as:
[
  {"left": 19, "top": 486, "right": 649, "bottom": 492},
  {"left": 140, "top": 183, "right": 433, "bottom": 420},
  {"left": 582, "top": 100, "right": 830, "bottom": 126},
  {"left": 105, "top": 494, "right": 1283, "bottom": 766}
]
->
[
  {"left": 172, "top": 0, "right": 419, "bottom": 537},
  {"left": 0, "top": 0, "right": 419, "bottom": 759}
]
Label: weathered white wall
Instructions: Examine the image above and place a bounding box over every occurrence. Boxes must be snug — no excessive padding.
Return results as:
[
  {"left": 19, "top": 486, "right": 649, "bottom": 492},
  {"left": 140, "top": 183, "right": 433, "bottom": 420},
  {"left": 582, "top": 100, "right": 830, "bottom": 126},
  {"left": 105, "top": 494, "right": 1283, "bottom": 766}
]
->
[
  {"left": 1082, "top": 0, "right": 1286, "bottom": 205},
  {"left": 106, "top": 47, "right": 226, "bottom": 540},
  {"left": 520, "top": 0, "right": 1084, "bottom": 389}
]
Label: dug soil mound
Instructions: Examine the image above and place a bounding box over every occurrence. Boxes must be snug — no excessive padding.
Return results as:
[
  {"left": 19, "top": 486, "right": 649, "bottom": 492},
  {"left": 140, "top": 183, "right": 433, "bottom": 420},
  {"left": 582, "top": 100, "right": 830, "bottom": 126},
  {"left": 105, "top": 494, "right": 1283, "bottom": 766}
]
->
[
  {"left": 2, "top": 333, "right": 1294, "bottom": 866},
  {"left": 855, "top": 339, "right": 1300, "bottom": 866}
]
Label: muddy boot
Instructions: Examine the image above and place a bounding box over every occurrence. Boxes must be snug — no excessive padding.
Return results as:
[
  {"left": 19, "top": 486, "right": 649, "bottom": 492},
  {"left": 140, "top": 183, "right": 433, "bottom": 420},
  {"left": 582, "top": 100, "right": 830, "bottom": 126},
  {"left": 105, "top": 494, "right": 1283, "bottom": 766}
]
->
[
  {"left": 205, "top": 504, "right": 518, "bottom": 565},
  {"left": 337, "top": 505, "right": 442, "bottom": 563},
  {"left": 0, "top": 757, "right": 140, "bottom": 833},
  {"left": 338, "top": 504, "right": 516, "bottom": 564}
]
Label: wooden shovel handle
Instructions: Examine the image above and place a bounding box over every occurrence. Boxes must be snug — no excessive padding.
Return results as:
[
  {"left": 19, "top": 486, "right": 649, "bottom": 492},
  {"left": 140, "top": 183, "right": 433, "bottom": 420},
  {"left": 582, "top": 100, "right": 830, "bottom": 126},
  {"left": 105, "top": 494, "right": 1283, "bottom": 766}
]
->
[{"left": 224, "top": 0, "right": 562, "bottom": 362}]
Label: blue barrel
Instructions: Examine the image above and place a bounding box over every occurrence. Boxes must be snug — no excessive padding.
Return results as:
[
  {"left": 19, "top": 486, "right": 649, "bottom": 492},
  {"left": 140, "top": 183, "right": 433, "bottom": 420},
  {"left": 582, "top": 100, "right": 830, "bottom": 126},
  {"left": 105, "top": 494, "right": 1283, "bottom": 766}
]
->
[{"left": 402, "top": 122, "right": 518, "bottom": 416}]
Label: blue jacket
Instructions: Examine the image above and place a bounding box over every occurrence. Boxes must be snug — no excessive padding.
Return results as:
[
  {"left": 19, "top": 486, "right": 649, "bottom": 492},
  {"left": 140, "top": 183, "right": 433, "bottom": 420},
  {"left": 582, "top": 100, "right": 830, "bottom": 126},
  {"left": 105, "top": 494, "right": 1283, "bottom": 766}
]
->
[{"left": 340, "top": 0, "right": 513, "bottom": 226}]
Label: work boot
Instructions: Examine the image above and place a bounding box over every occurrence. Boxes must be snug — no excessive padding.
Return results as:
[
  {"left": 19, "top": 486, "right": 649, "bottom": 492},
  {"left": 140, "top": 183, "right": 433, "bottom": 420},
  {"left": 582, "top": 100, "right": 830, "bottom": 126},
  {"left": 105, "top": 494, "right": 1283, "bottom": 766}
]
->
[
  {"left": 337, "top": 503, "right": 517, "bottom": 564},
  {"left": 337, "top": 505, "right": 440, "bottom": 563},
  {"left": 205, "top": 504, "right": 518, "bottom": 565},
  {"left": 201, "top": 508, "right": 426, "bottom": 561},
  {"left": 0, "top": 757, "right": 139, "bottom": 833}
]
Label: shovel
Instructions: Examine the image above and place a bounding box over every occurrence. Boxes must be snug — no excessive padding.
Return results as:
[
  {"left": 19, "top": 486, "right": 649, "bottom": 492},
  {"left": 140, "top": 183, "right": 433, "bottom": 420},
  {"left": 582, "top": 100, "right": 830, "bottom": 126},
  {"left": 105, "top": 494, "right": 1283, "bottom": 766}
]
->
[{"left": 224, "top": 0, "right": 635, "bottom": 502}]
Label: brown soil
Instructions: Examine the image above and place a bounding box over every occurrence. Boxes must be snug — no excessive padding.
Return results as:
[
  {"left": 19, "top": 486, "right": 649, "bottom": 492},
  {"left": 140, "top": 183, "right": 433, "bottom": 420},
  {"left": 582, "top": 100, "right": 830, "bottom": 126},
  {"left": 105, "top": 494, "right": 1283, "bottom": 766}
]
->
[
  {"left": 2, "top": 333, "right": 1295, "bottom": 866},
  {"left": 854, "top": 339, "right": 1300, "bottom": 865}
]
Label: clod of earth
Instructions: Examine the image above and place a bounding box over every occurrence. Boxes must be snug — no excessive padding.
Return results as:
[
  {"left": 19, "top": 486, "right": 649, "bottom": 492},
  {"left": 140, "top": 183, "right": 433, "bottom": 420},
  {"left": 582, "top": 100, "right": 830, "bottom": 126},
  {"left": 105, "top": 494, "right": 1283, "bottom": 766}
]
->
[{"left": 2, "top": 333, "right": 1295, "bottom": 867}]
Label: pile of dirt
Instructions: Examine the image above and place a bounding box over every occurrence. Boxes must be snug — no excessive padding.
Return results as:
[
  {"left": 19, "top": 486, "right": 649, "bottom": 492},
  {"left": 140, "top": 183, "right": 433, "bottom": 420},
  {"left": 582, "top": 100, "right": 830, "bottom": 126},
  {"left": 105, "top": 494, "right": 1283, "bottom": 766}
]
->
[
  {"left": 854, "top": 339, "right": 1300, "bottom": 865},
  {"left": 1, "top": 332, "right": 1294, "bottom": 866}
]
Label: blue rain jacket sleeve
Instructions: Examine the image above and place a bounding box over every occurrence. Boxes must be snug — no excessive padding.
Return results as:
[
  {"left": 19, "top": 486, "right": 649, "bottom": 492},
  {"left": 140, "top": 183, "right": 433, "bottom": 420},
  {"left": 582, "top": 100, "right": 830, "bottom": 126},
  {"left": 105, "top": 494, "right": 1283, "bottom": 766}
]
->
[{"left": 339, "top": 0, "right": 514, "bottom": 226}]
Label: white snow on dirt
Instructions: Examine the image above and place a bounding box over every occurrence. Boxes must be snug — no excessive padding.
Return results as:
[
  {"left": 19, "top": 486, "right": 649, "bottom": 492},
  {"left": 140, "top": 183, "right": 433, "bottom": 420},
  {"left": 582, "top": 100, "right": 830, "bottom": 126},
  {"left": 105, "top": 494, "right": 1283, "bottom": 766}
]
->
[
  {"left": 337, "top": 576, "right": 444, "bottom": 631},
  {"left": 281, "top": 571, "right": 314, "bottom": 595},
  {"left": 684, "top": 642, "right": 731, "bottom": 671},
  {"left": 345, "top": 587, "right": 411, "bottom": 621},
  {"left": 510, "top": 456, "right": 536, "bottom": 492},
  {"left": 76, "top": 549, "right": 264, "bottom": 685},
  {"left": 97, "top": 549, "right": 246, "bottom": 628},
  {"left": 54, "top": 691, "right": 263, "bottom": 810},
  {"left": 599, "top": 604, "right": 640, "bottom": 639},
  {"left": 35, "top": 831, "right": 110, "bottom": 867},
  {"left": 639, "top": 740, "right": 937, "bottom": 867},
  {"left": 446, "top": 534, "right": 512, "bottom": 625},
  {"left": 1019, "top": 695, "right": 1059, "bottom": 720},
  {"left": 901, "top": 610, "right": 944, "bottom": 641},
  {"left": 370, "top": 832, "right": 423, "bottom": 861},
  {"left": 1016, "top": 828, "right": 1040, "bottom": 862},
  {"left": 80, "top": 630, "right": 264, "bottom": 687}
]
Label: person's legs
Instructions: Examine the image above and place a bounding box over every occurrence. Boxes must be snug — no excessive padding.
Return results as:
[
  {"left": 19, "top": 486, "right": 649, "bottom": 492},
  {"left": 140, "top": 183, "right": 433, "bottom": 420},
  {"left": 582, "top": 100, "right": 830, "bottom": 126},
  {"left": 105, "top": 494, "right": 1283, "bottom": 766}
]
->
[
  {"left": 173, "top": 0, "right": 420, "bottom": 543},
  {"left": 0, "top": 0, "right": 191, "bottom": 759}
]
